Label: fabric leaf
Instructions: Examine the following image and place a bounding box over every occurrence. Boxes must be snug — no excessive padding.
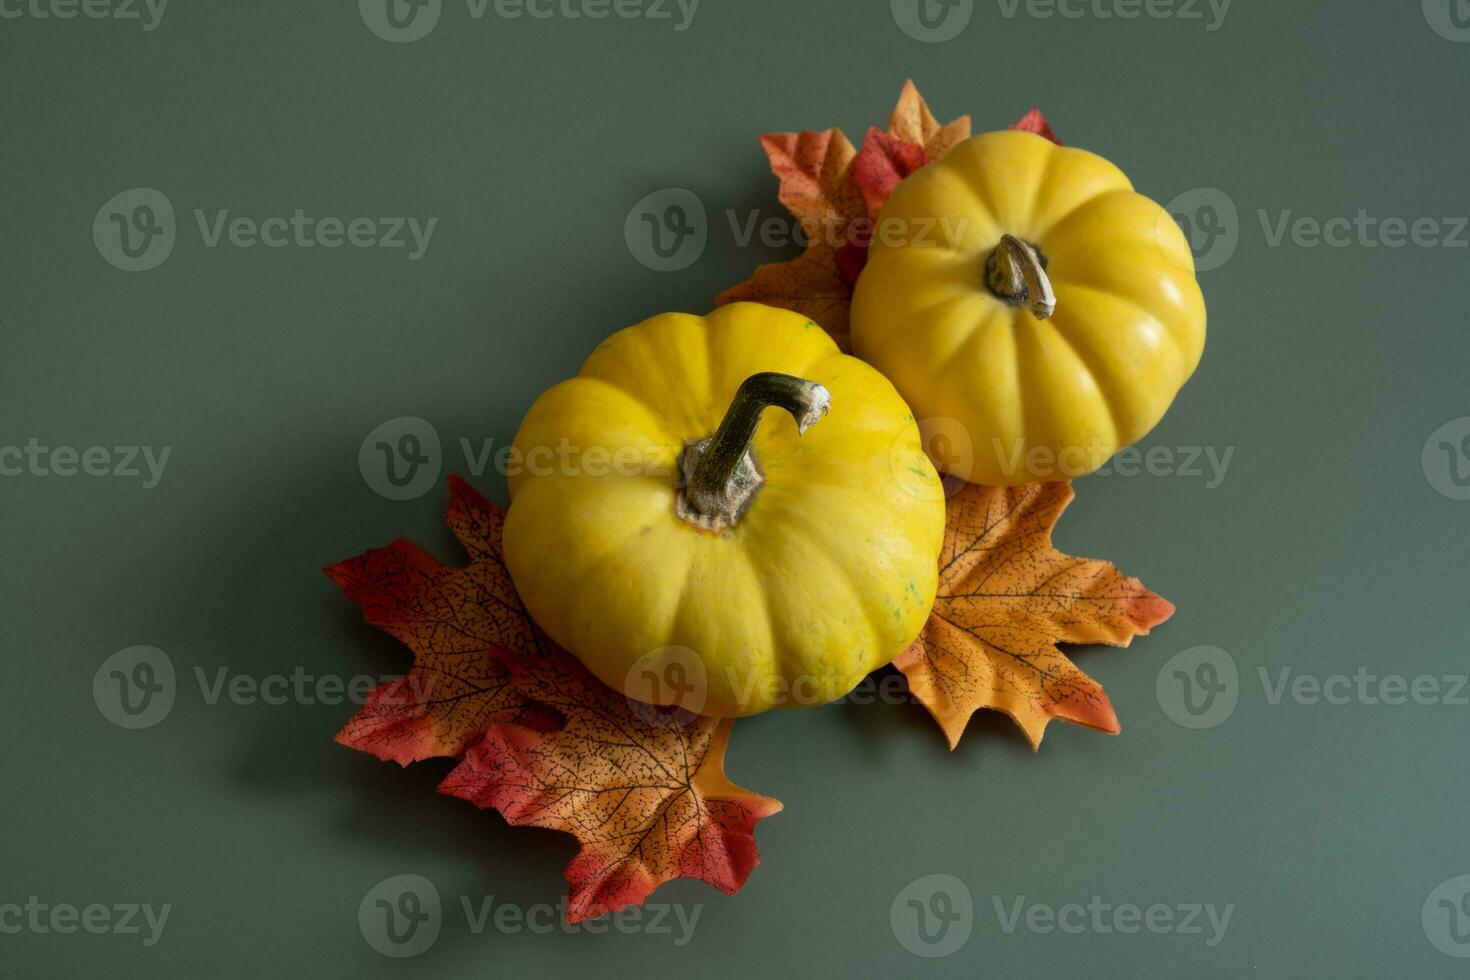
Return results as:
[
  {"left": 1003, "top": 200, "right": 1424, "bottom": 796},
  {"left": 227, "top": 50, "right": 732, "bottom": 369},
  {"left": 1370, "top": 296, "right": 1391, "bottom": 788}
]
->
[
  {"left": 440, "top": 650, "right": 781, "bottom": 922},
  {"left": 328, "top": 477, "right": 547, "bottom": 765},
  {"left": 717, "top": 81, "right": 1025, "bottom": 348},
  {"left": 715, "top": 245, "right": 855, "bottom": 349},
  {"left": 759, "top": 128, "right": 866, "bottom": 238},
  {"left": 329, "top": 477, "right": 781, "bottom": 921},
  {"left": 851, "top": 127, "right": 932, "bottom": 220},
  {"left": 1011, "top": 107, "right": 1061, "bottom": 145},
  {"left": 888, "top": 78, "right": 973, "bottom": 160},
  {"left": 894, "top": 481, "right": 1174, "bottom": 750}
]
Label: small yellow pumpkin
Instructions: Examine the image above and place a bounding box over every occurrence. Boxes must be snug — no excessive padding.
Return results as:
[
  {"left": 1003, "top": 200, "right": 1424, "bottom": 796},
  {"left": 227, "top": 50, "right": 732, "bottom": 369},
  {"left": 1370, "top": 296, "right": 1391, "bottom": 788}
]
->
[
  {"left": 503, "top": 303, "right": 945, "bottom": 717},
  {"left": 851, "top": 130, "right": 1206, "bottom": 486}
]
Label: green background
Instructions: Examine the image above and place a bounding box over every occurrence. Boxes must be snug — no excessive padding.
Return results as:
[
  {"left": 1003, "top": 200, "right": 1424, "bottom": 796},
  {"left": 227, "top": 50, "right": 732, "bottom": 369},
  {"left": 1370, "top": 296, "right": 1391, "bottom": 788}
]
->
[{"left": 4, "top": 1, "right": 1469, "bottom": 975}]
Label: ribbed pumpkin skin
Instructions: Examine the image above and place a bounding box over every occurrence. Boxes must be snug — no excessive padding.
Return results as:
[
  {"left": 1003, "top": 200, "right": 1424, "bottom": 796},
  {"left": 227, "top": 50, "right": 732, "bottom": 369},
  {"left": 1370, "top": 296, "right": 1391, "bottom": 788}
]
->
[
  {"left": 503, "top": 303, "right": 945, "bottom": 717},
  {"left": 852, "top": 130, "right": 1207, "bottom": 486}
]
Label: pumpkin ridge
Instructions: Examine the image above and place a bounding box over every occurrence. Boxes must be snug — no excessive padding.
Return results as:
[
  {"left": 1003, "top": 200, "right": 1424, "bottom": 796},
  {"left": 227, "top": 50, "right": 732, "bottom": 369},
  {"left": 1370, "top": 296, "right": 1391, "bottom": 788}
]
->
[
  {"left": 1027, "top": 146, "right": 1134, "bottom": 241},
  {"left": 560, "top": 375, "right": 687, "bottom": 450},
  {"left": 1036, "top": 188, "right": 1155, "bottom": 260},
  {"left": 748, "top": 507, "right": 886, "bottom": 699},
  {"left": 1058, "top": 281, "right": 1192, "bottom": 381},
  {"left": 1054, "top": 260, "right": 1204, "bottom": 375},
  {"left": 1034, "top": 313, "right": 1124, "bottom": 453}
]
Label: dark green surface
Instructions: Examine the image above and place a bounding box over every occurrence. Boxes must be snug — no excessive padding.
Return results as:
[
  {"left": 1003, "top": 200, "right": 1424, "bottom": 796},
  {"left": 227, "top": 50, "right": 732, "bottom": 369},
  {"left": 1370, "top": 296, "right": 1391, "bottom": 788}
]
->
[{"left": 4, "top": 1, "right": 1469, "bottom": 976}]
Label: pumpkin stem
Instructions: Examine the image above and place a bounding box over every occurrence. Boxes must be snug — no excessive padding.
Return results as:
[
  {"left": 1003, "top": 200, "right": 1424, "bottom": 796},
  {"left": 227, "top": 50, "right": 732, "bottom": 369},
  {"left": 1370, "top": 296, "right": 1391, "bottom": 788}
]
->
[
  {"left": 985, "top": 234, "right": 1056, "bottom": 320},
  {"left": 677, "top": 372, "right": 831, "bottom": 532}
]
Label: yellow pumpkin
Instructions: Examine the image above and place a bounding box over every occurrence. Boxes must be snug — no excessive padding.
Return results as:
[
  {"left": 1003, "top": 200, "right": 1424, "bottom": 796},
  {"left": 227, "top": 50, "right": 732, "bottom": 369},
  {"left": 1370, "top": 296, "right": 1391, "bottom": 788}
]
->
[
  {"left": 503, "top": 303, "right": 945, "bottom": 717},
  {"left": 851, "top": 130, "right": 1206, "bottom": 486}
]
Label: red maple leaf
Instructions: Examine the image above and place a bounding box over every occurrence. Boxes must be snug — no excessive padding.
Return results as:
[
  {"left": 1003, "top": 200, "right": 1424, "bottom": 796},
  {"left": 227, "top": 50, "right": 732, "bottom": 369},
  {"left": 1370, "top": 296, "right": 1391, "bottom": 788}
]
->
[{"left": 330, "top": 477, "right": 780, "bottom": 921}]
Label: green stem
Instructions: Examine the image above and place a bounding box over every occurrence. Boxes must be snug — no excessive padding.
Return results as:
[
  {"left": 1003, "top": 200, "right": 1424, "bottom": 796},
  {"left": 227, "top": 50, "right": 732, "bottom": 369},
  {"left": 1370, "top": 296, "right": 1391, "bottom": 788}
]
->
[{"left": 678, "top": 372, "right": 831, "bottom": 531}]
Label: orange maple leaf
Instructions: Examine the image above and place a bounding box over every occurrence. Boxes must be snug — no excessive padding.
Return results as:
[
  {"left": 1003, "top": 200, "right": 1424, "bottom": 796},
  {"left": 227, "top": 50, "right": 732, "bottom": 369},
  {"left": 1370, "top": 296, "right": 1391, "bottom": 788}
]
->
[
  {"left": 716, "top": 79, "right": 969, "bottom": 351},
  {"left": 759, "top": 128, "right": 865, "bottom": 239},
  {"left": 716, "top": 128, "right": 864, "bottom": 350},
  {"left": 327, "top": 479, "right": 550, "bottom": 764},
  {"left": 330, "top": 476, "right": 780, "bottom": 921},
  {"left": 715, "top": 244, "right": 855, "bottom": 349},
  {"left": 887, "top": 78, "right": 973, "bottom": 160},
  {"left": 440, "top": 658, "right": 781, "bottom": 923},
  {"left": 894, "top": 481, "right": 1174, "bottom": 750}
]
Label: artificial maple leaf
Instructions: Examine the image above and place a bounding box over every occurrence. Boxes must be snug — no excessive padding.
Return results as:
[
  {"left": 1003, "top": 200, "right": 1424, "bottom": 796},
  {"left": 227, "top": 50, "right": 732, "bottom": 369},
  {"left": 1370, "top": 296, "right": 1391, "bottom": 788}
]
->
[
  {"left": 758, "top": 128, "right": 865, "bottom": 240},
  {"left": 887, "top": 78, "right": 972, "bottom": 160},
  {"left": 328, "top": 476, "right": 547, "bottom": 765},
  {"left": 851, "top": 127, "right": 932, "bottom": 219},
  {"left": 330, "top": 476, "right": 781, "bottom": 921},
  {"left": 715, "top": 238, "right": 857, "bottom": 349},
  {"left": 894, "top": 481, "right": 1173, "bottom": 751},
  {"left": 440, "top": 652, "right": 781, "bottom": 923},
  {"left": 715, "top": 128, "right": 862, "bottom": 348},
  {"left": 1011, "top": 107, "right": 1061, "bottom": 145},
  {"left": 716, "top": 80, "right": 972, "bottom": 351},
  {"left": 834, "top": 234, "right": 870, "bottom": 286}
]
